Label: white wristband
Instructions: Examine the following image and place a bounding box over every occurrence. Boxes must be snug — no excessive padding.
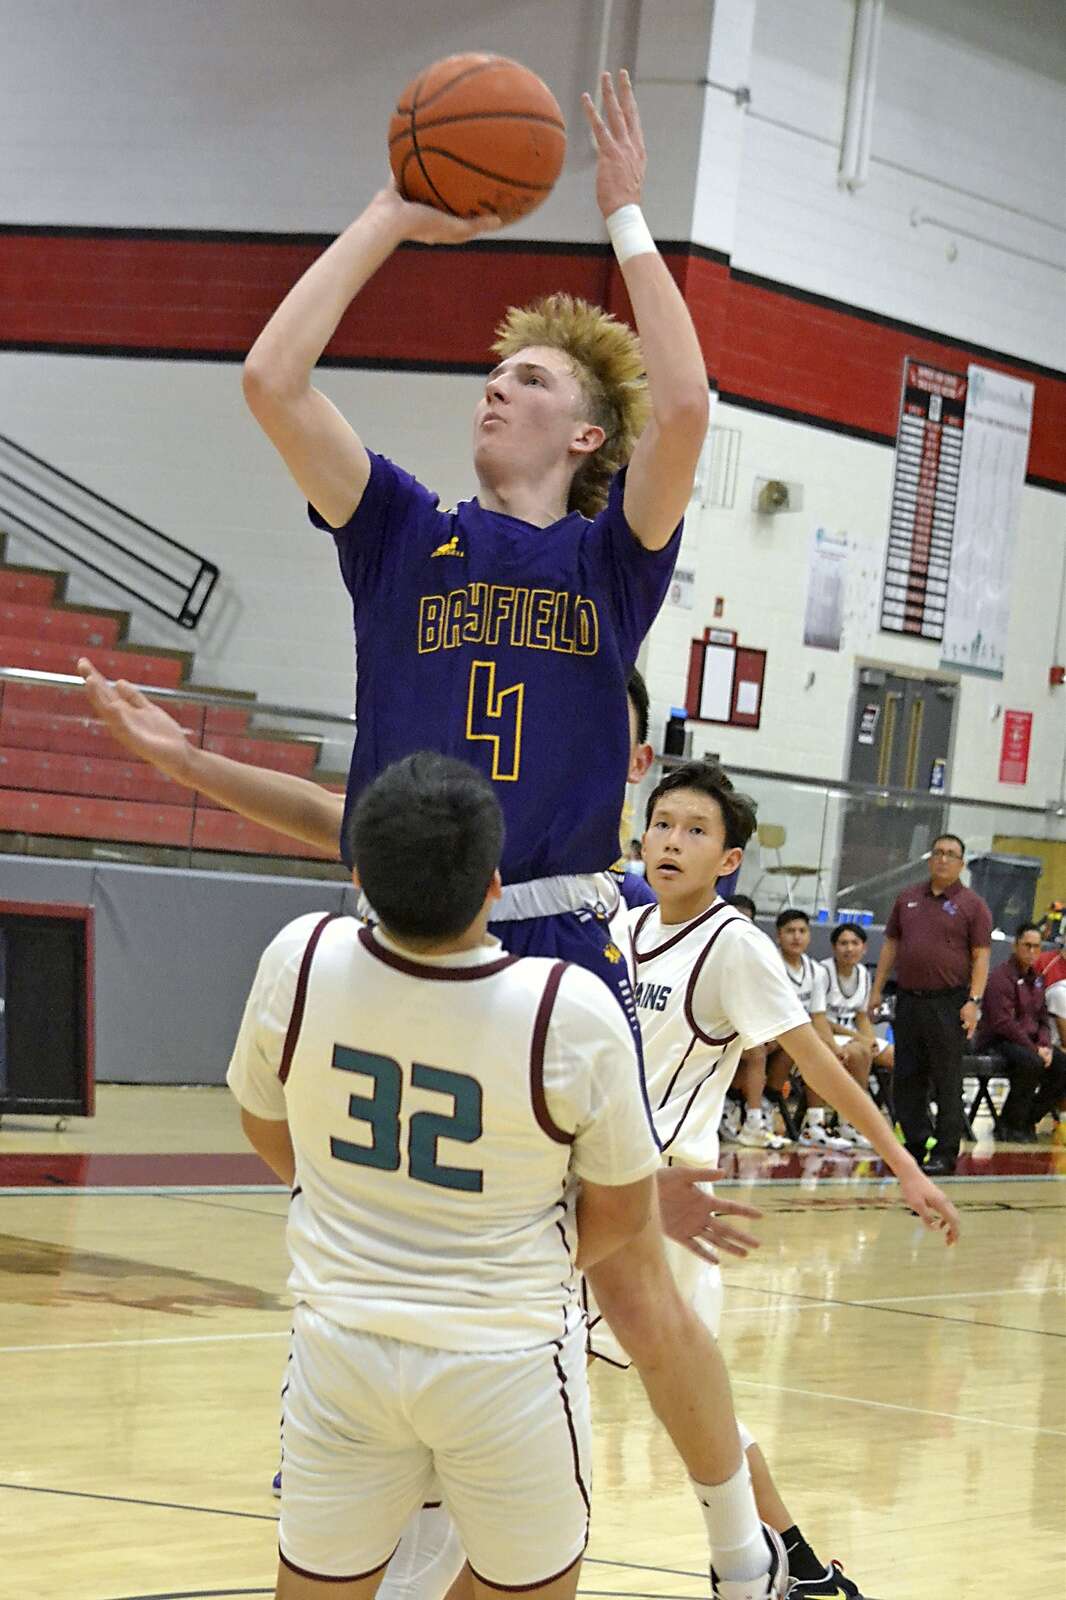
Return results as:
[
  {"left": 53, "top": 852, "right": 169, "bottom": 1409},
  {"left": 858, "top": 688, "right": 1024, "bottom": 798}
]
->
[{"left": 606, "top": 204, "right": 656, "bottom": 265}]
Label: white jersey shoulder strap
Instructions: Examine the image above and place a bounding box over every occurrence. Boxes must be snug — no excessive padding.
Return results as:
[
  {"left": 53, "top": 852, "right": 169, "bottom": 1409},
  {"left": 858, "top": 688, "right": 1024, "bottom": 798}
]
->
[{"left": 279, "top": 912, "right": 342, "bottom": 1085}]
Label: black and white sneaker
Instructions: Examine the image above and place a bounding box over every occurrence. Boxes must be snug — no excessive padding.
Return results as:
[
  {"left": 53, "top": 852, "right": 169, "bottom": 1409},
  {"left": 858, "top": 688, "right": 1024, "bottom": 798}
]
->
[
  {"left": 786, "top": 1558, "right": 871, "bottom": 1597},
  {"left": 711, "top": 1525, "right": 788, "bottom": 1599}
]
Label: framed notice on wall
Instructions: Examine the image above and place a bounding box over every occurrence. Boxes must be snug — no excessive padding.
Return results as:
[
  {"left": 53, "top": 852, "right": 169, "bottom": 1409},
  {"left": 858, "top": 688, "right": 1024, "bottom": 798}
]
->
[
  {"left": 880, "top": 359, "right": 967, "bottom": 641},
  {"left": 685, "top": 628, "right": 766, "bottom": 729}
]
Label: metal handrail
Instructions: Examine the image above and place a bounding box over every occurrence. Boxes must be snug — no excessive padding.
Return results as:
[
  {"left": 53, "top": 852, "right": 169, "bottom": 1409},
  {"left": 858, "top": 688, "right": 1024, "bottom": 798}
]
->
[
  {"left": 0, "top": 430, "right": 219, "bottom": 629},
  {"left": 0, "top": 666, "right": 355, "bottom": 730},
  {"left": 3, "top": 665, "right": 1062, "bottom": 819},
  {"left": 665, "top": 751, "right": 1064, "bottom": 819},
  {"left": 835, "top": 851, "right": 933, "bottom": 904}
]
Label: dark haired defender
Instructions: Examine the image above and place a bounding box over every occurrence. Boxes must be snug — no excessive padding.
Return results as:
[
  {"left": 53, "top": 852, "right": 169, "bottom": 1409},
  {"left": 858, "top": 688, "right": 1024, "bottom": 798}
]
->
[
  {"left": 230, "top": 754, "right": 805, "bottom": 1600},
  {"left": 229, "top": 753, "right": 661, "bottom": 1600},
  {"left": 595, "top": 758, "right": 959, "bottom": 1599}
]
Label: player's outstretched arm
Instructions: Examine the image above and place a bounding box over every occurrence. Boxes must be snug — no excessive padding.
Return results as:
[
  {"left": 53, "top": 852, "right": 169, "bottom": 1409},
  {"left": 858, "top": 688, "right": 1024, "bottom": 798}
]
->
[
  {"left": 78, "top": 658, "right": 344, "bottom": 856},
  {"left": 582, "top": 71, "right": 709, "bottom": 550},
  {"left": 778, "top": 1021, "right": 961, "bottom": 1244},
  {"left": 243, "top": 184, "right": 501, "bottom": 528}
]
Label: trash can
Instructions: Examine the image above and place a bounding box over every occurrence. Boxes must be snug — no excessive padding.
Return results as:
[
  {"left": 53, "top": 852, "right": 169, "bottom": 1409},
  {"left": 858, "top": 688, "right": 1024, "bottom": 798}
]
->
[{"left": 966, "top": 853, "right": 1043, "bottom": 932}]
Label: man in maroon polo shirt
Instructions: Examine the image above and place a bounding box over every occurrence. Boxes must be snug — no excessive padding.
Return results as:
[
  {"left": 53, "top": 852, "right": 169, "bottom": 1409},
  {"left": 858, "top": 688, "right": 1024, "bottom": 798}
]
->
[
  {"left": 976, "top": 923, "right": 1066, "bottom": 1141},
  {"left": 869, "top": 834, "right": 992, "bottom": 1175}
]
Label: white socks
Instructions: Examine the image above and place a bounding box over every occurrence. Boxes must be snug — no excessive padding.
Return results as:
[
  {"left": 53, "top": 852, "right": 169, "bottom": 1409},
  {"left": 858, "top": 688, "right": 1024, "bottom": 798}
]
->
[{"left": 692, "top": 1459, "right": 769, "bottom": 1582}]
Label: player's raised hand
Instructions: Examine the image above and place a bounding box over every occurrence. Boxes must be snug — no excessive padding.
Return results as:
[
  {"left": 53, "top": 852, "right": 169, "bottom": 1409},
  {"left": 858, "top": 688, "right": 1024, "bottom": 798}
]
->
[
  {"left": 375, "top": 179, "right": 503, "bottom": 246},
  {"left": 656, "top": 1165, "right": 763, "bottom": 1265},
  {"left": 581, "top": 68, "right": 646, "bottom": 217},
  {"left": 900, "top": 1169, "right": 961, "bottom": 1246},
  {"left": 78, "top": 657, "right": 193, "bottom": 782}
]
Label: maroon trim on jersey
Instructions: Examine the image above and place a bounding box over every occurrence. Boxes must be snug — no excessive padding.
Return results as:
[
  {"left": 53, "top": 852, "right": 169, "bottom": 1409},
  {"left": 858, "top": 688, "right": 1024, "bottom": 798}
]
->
[
  {"left": 553, "top": 1338, "right": 592, "bottom": 1538},
  {"left": 530, "top": 960, "right": 574, "bottom": 1146},
  {"left": 635, "top": 898, "right": 732, "bottom": 963},
  {"left": 279, "top": 1546, "right": 396, "bottom": 1583},
  {"left": 357, "top": 923, "right": 518, "bottom": 981},
  {"left": 468, "top": 1547, "right": 585, "bottom": 1593},
  {"left": 683, "top": 914, "right": 745, "bottom": 1047},
  {"left": 278, "top": 913, "right": 339, "bottom": 1085},
  {"left": 656, "top": 1035, "right": 698, "bottom": 1111},
  {"left": 660, "top": 1064, "right": 726, "bottom": 1156},
  {"left": 587, "top": 1343, "right": 632, "bottom": 1370}
]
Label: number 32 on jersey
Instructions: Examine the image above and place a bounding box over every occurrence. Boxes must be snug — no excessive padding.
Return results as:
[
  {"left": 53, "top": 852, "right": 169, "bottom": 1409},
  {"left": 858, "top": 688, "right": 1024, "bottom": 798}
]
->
[
  {"left": 466, "top": 660, "right": 524, "bottom": 782},
  {"left": 331, "top": 1044, "right": 484, "bottom": 1192}
]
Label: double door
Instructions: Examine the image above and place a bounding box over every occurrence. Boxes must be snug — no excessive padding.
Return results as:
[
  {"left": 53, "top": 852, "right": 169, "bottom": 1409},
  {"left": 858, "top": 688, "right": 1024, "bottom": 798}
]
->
[{"left": 836, "top": 669, "right": 957, "bottom": 920}]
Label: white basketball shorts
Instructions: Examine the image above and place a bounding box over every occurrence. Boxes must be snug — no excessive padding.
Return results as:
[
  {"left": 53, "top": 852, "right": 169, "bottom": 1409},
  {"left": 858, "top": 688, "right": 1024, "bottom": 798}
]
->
[
  {"left": 584, "top": 1233, "right": 724, "bottom": 1368},
  {"left": 279, "top": 1304, "right": 592, "bottom": 1587}
]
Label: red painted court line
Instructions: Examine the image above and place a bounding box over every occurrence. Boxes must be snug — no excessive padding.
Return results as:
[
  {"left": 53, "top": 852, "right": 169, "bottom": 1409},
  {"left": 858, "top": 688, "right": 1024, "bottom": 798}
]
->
[
  {"left": 0, "top": 1151, "right": 276, "bottom": 1188},
  {"left": 0, "top": 1146, "right": 1060, "bottom": 1191}
]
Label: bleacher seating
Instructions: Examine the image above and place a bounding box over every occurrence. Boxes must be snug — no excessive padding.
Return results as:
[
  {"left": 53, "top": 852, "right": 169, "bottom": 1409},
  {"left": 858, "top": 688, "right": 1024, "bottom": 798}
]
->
[{"left": 0, "top": 533, "right": 343, "bottom": 863}]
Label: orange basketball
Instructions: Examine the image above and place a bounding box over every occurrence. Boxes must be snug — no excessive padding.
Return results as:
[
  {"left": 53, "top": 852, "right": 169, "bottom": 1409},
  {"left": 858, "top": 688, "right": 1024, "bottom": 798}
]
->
[{"left": 388, "top": 53, "right": 566, "bottom": 223}]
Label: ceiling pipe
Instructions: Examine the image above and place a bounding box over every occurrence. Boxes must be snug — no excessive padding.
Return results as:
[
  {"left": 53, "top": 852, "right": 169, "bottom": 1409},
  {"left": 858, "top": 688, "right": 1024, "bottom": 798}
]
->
[{"left": 839, "top": 0, "right": 884, "bottom": 192}]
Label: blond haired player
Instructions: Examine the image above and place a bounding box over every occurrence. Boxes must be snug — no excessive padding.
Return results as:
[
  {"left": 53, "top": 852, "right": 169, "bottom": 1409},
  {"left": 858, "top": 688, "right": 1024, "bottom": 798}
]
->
[{"left": 90, "top": 69, "right": 811, "bottom": 1600}]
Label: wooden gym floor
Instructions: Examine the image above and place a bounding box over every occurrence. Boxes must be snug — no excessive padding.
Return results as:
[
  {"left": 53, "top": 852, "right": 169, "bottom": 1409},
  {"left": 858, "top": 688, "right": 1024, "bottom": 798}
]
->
[{"left": 2, "top": 1086, "right": 1064, "bottom": 1600}]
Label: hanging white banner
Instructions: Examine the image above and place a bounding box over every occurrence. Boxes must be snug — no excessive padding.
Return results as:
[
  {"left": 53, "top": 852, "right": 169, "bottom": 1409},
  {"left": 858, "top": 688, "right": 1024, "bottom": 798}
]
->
[{"left": 940, "top": 365, "right": 1034, "bottom": 678}]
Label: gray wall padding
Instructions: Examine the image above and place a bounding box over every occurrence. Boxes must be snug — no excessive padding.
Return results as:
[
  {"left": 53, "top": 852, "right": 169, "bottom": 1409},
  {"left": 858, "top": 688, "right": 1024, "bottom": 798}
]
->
[
  {"left": 1, "top": 853, "right": 360, "bottom": 1084},
  {"left": 2, "top": 854, "right": 1013, "bottom": 1090}
]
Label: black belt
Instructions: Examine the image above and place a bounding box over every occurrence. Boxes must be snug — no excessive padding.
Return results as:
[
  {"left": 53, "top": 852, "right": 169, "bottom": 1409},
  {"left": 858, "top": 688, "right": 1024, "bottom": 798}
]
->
[{"left": 899, "top": 986, "right": 967, "bottom": 999}]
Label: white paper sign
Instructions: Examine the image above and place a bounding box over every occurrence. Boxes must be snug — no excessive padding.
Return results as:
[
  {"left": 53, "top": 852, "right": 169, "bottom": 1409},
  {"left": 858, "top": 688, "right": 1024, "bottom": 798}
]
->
[
  {"left": 735, "top": 679, "right": 760, "bottom": 716},
  {"left": 803, "top": 527, "right": 849, "bottom": 651},
  {"left": 699, "top": 644, "right": 735, "bottom": 722},
  {"left": 668, "top": 565, "right": 695, "bottom": 610}
]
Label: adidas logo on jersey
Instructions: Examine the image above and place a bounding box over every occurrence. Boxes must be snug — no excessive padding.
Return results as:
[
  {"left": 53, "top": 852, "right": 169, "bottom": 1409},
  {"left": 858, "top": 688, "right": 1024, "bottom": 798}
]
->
[{"left": 431, "top": 534, "right": 464, "bottom": 558}]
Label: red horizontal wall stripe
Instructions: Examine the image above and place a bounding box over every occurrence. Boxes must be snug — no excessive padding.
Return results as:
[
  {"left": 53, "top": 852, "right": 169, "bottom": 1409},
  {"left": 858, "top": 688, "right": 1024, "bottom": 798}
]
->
[
  {"left": 1, "top": 233, "right": 613, "bottom": 363},
  {"left": 1, "top": 231, "right": 1062, "bottom": 484}
]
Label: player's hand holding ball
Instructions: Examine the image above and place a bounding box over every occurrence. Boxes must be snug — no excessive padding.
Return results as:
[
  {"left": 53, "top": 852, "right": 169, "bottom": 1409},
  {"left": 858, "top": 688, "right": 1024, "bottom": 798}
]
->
[
  {"left": 372, "top": 181, "right": 504, "bottom": 247},
  {"left": 384, "top": 52, "right": 567, "bottom": 244}
]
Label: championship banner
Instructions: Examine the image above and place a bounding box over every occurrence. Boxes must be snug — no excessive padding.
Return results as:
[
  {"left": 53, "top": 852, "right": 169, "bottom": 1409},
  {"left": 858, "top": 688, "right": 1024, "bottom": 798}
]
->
[{"left": 941, "top": 366, "right": 1035, "bottom": 678}]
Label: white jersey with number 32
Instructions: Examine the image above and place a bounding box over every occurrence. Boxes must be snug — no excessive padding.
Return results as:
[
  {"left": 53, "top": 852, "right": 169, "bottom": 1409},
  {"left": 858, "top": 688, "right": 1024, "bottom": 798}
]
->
[{"left": 227, "top": 914, "right": 660, "bottom": 1354}]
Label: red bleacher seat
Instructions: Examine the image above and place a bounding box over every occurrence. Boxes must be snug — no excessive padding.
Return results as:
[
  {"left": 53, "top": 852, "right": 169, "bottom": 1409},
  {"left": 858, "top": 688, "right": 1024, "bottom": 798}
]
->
[
  {"left": 191, "top": 807, "right": 335, "bottom": 860},
  {"left": 0, "top": 790, "right": 194, "bottom": 847},
  {"left": 0, "top": 560, "right": 335, "bottom": 861},
  {"left": 203, "top": 731, "right": 319, "bottom": 777},
  {"left": 0, "top": 635, "right": 185, "bottom": 687},
  {"left": 0, "top": 569, "right": 61, "bottom": 605},
  {"left": 0, "top": 746, "right": 191, "bottom": 807},
  {"left": 0, "top": 707, "right": 191, "bottom": 764},
  {"left": 0, "top": 601, "right": 122, "bottom": 649},
  {"left": 203, "top": 704, "right": 252, "bottom": 735}
]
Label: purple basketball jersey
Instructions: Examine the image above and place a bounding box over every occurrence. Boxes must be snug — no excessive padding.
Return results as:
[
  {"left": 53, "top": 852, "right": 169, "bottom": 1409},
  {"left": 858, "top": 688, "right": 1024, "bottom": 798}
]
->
[{"left": 313, "top": 452, "right": 679, "bottom": 883}]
